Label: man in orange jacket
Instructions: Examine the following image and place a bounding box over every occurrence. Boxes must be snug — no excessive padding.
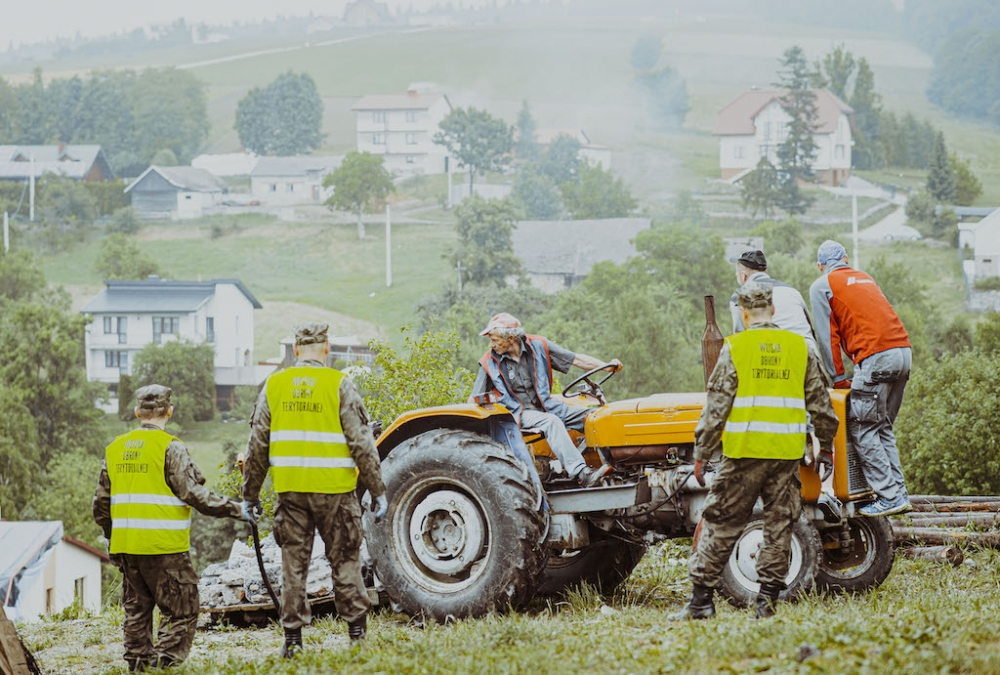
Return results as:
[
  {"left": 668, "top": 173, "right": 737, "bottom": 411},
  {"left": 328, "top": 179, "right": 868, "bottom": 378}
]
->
[{"left": 809, "top": 240, "right": 912, "bottom": 517}]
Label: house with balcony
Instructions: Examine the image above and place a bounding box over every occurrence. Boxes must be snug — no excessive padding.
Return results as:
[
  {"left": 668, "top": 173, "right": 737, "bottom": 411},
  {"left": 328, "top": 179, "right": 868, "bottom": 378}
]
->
[
  {"left": 351, "top": 90, "right": 453, "bottom": 175},
  {"left": 80, "top": 276, "right": 262, "bottom": 413},
  {"left": 713, "top": 88, "right": 854, "bottom": 187}
]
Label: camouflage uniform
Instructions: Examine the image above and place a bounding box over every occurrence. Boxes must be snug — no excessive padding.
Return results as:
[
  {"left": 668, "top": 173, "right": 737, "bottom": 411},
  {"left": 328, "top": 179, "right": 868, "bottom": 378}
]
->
[
  {"left": 93, "top": 387, "right": 242, "bottom": 671},
  {"left": 688, "top": 321, "right": 838, "bottom": 590},
  {"left": 242, "top": 357, "right": 386, "bottom": 631}
]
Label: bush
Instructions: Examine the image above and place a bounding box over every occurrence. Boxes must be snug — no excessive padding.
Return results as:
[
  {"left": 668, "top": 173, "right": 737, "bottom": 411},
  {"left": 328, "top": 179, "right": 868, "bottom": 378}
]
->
[
  {"left": 974, "top": 277, "right": 1000, "bottom": 291},
  {"left": 131, "top": 340, "right": 216, "bottom": 426}
]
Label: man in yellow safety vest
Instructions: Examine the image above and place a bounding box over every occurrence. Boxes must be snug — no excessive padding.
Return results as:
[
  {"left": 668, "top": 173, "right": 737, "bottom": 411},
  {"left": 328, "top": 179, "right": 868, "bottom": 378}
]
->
[
  {"left": 674, "top": 281, "right": 839, "bottom": 621},
  {"left": 93, "top": 384, "right": 245, "bottom": 672},
  {"left": 242, "top": 322, "right": 387, "bottom": 657}
]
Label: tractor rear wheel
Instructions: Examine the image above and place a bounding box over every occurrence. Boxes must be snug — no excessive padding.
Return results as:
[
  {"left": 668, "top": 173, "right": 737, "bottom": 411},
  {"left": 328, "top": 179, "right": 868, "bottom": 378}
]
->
[
  {"left": 365, "top": 429, "right": 547, "bottom": 622},
  {"left": 537, "top": 539, "right": 647, "bottom": 595},
  {"left": 816, "top": 516, "right": 894, "bottom": 594},
  {"left": 716, "top": 513, "right": 822, "bottom": 608}
]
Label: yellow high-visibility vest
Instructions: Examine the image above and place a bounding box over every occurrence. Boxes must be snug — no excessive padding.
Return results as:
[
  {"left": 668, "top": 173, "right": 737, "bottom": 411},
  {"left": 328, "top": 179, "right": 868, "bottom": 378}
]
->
[
  {"left": 266, "top": 366, "right": 357, "bottom": 494},
  {"left": 107, "top": 428, "right": 191, "bottom": 555},
  {"left": 722, "top": 328, "right": 808, "bottom": 460}
]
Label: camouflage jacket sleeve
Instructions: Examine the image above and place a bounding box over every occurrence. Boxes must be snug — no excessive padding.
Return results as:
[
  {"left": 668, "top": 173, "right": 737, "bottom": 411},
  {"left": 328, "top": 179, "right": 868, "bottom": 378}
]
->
[
  {"left": 694, "top": 344, "right": 737, "bottom": 461},
  {"left": 340, "top": 377, "right": 387, "bottom": 498},
  {"left": 92, "top": 459, "right": 112, "bottom": 540},
  {"left": 165, "top": 441, "right": 243, "bottom": 519},
  {"left": 242, "top": 385, "right": 272, "bottom": 502},
  {"left": 804, "top": 350, "right": 840, "bottom": 445}
]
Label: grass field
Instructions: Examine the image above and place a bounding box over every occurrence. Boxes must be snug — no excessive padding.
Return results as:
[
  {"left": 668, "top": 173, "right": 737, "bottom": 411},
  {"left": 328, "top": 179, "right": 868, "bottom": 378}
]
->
[{"left": 19, "top": 540, "right": 1000, "bottom": 674}]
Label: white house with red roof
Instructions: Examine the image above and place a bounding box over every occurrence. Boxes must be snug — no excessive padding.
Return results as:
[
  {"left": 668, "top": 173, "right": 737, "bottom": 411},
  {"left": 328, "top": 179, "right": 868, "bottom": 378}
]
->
[
  {"left": 713, "top": 88, "right": 854, "bottom": 187},
  {"left": 351, "top": 89, "right": 453, "bottom": 175}
]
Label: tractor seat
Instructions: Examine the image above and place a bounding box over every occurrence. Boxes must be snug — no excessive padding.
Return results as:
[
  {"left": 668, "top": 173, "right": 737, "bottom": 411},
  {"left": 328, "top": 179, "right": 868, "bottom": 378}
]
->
[{"left": 520, "top": 427, "right": 545, "bottom": 444}]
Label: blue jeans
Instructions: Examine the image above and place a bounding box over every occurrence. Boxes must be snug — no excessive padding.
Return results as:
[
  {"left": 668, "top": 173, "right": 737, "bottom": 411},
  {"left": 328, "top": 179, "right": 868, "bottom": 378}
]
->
[
  {"left": 849, "top": 347, "right": 911, "bottom": 501},
  {"left": 520, "top": 407, "right": 588, "bottom": 477}
]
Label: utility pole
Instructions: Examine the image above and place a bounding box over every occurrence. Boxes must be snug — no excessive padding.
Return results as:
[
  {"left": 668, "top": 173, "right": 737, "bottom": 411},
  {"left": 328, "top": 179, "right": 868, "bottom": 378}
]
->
[
  {"left": 851, "top": 194, "right": 859, "bottom": 269},
  {"left": 385, "top": 204, "right": 392, "bottom": 287},
  {"left": 29, "top": 154, "right": 35, "bottom": 222},
  {"left": 3, "top": 212, "right": 8, "bottom": 253}
]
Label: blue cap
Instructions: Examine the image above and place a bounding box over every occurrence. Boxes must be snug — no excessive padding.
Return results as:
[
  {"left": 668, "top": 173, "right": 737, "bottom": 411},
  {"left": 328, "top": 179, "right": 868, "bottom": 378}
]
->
[{"left": 817, "top": 240, "right": 847, "bottom": 266}]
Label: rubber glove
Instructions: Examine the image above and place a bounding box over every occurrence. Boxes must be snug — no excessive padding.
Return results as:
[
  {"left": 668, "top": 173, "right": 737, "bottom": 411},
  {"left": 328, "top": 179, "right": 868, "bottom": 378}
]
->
[
  {"left": 241, "top": 500, "right": 262, "bottom": 525},
  {"left": 372, "top": 494, "right": 388, "bottom": 521}
]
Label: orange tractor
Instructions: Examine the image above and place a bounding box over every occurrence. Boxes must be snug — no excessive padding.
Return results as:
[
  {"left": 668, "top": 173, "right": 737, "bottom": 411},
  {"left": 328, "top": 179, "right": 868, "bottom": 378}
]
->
[{"left": 362, "top": 360, "right": 892, "bottom": 621}]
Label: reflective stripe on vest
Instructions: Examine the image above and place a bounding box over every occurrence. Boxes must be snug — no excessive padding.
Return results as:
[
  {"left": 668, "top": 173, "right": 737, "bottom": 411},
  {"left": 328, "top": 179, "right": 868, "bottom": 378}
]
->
[
  {"left": 266, "top": 366, "right": 357, "bottom": 494},
  {"left": 106, "top": 428, "right": 192, "bottom": 555},
  {"left": 722, "top": 328, "right": 809, "bottom": 460}
]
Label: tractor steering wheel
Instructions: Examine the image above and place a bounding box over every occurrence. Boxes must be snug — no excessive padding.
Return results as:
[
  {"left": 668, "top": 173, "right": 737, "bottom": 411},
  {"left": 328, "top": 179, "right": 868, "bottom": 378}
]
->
[{"left": 562, "top": 362, "right": 619, "bottom": 405}]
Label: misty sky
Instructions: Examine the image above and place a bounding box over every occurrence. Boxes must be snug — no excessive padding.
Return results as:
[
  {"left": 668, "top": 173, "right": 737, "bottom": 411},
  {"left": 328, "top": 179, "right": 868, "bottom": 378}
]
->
[{"left": 1, "top": 0, "right": 504, "bottom": 51}]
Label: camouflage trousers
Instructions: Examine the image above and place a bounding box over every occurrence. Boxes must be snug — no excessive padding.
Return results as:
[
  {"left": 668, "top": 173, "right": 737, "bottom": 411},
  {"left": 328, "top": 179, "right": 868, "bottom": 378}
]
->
[
  {"left": 273, "top": 491, "right": 370, "bottom": 630},
  {"left": 689, "top": 456, "right": 802, "bottom": 589},
  {"left": 119, "top": 552, "right": 200, "bottom": 668}
]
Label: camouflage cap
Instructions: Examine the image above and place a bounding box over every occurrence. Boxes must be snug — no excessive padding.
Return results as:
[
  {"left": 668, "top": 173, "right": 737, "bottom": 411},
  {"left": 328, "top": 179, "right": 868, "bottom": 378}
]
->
[
  {"left": 294, "top": 322, "right": 329, "bottom": 345},
  {"left": 736, "top": 280, "right": 773, "bottom": 309},
  {"left": 135, "top": 384, "right": 172, "bottom": 410}
]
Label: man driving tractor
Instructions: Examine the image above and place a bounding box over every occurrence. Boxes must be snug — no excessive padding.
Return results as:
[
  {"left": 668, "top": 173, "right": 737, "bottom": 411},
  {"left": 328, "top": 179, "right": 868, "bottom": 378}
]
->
[{"left": 469, "top": 312, "right": 621, "bottom": 488}]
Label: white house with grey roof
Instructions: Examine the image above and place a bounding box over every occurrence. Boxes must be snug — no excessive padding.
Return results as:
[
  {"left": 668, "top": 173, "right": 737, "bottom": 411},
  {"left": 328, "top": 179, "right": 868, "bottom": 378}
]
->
[
  {"left": 0, "top": 144, "right": 113, "bottom": 182},
  {"left": 511, "top": 218, "right": 652, "bottom": 293},
  {"left": 250, "top": 155, "right": 343, "bottom": 206},
  {"left": 124, "top": 165, "right": 228, "bottom": 220},
  {"left": 352, "top": 90, "right": 453, "bottom": 175},
  {"left": 81, "top": 276, "right": 262, "bottom": 413}
]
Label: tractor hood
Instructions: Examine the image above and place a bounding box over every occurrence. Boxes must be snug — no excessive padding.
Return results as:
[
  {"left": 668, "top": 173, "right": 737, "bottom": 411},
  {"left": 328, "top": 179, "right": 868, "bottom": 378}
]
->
[{"left": 584, "top": 392, "right": 707, "bottom": 448}]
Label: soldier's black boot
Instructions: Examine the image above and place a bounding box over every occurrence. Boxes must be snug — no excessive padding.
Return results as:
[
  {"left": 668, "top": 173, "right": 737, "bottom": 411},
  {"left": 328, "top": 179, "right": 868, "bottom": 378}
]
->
[
  {"left": 755, "top": 582, "right": 783, "bottom": 619},
  {"left": 126, "top": 657, "right": 152, "bottom": 673},
  {"left": 280, "top": 627, "right": 303, "bottom": 658},
  {"left": 671, "top": 584, "right": 716, "bottom": 620},
  {"left": 348, "top": 614, "right": 368, "bottom": 642}
]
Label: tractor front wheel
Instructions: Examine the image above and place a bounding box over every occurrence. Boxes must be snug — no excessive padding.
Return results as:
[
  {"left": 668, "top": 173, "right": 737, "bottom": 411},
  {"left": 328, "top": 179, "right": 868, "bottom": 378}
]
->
[
  {"left": 365, "top": 429, "right": 547, "bottom": 622},
  {"left": 537, "top": 539, "right": 647, "bottom": 596},
  {"left": 816, "top": 516, "right": 894, "bottom": 594}
]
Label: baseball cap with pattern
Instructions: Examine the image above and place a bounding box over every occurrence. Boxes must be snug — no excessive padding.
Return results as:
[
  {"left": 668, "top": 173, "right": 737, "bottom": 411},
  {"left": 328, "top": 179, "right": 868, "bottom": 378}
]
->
[
  {"left": 294, "top": 322, "right": 329, "bottom": 345},
  {"left": 479, "top": 312, "right": 521, "bottom": 336},
  {"left": 736, "top": 280, "right": 773, "bottom": 309},
  {"left": 136, "top": 384, "right": 172, "bottom": 410}
]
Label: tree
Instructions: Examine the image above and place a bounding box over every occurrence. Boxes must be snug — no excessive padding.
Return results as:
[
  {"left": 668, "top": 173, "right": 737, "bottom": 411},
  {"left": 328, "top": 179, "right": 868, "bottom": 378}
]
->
[
  {"left": 671, "top": 190, "right": 705, "bottom": 225},
  {"left": 151, "top": 148, "right": 178, "bottom": 166},
  {"left": 48, "top": 75, "right": 83, "bottom": 143},
  {"left": 15, "top": 68, "right": 57, "bottom": 144},
  {"left": 234, "top": 71, "right": 324, "bottom": 156},
  {"left": 0, "top": 387, "right": 41, "bottom": 520},
  {"left": 774, "top": 46, "right": 819, "bottom": 215},
  {"left": 926, "top": 131, "right": 957, "bottom": 203},
  {"left": 537, "top": 134, "right": 581, "bottom": 185},
  {"left": 130, "top": 67, "right": 210, "bottom": 164},
  {"left": 0, "top": 249, "right": 46, "bottom": 303},
  {"left": 433, "top": 107, "right": 513, "bottom": 191},
  {"left": 740, "top": 158, "right": 782, "bottom": 218},
  {"left": 322, "top": 151, "right": 395, "bottom": 239},
  {"left": 950, "top": 153, "right": 983, "bottom": 206},
  {"left": 73, "top": 70, "right": 136, "bottom": 173},
  {"left": 559, "top": 163, "right": 637, "bottom": 220},
  {"left": 926, "top": 28, "right": 1000, "bottom": 124},
  {"left": 95, "top": 234, "right": 163, "bottom": 280},
  {"left": 131, "top": 340, "right": 216, "bottom": 427},
  {"left": 23, "top": 450, "right": 104, "bottom": 548},
  {"left": 634, "top": 67, "right": 689, "bottom": 131},
  {"left": 452, "top": 195, "right": 523, "bottom": 288},
  {"left": 896, "top": 350, "right": 1000, "bottom": 495},
  {"left": 820, "top": 44, "right": 855, "bottom": 101},
  {"left": 511, "top": 166, "right": 563, "bottom": 220},
  {"left": 514, "top": 101, "right": 539, "bottom": 163},
  {"left": 357, "top": 327, "right": 475, "bottom": 428},
  {"left": 849, "top": 57, "right": 883, "bottom": 169},
  {"left": 750, "top": 218, "right": 805, "bottom": 256},
  {"left": 0, "top": 76, "right": 20, "bottom": 142},
  {"left": 631, "top": 224, "right": 734, "bottom": 311},
  {"left": 630, "top": 35, "right": 663, "bottom": 71}
]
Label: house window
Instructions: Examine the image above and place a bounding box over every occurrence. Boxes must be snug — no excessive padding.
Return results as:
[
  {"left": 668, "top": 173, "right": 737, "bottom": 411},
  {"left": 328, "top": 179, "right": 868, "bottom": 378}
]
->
[
  {"left": 74, "top": 577, "right": 85, "bottom": 606},
  {"left": 206, "top": 317, "right": 215, "bottom": 343},
  {"left": 405, "top": 110, "right": 417, "bottom": 123},
  {"left": 405, "top": 155, "right": 415, "bottom": 164},
  {"left": 372, "top": 133, "right": 384, "bottom": 145},
  {"left": 764, "top": 122, "right": 772, "bottom": 141},
  {"left": 152, "top": 316, "right": 179, "bottom": 342},
  {"left": 105, "top": 350, "right": 128, "bottom": 373},
  {"left": 286, "top": 183, "right": 295, "bottom": 193},
  {"left": 103, "top": 316, "right": 127, "bottom": 343},
  {"left": 405, "top": 132, "right": 417, "bottom": 145},
  {"left": 373, "top": 111, "right": 386, "bottom": 123},
  {"left": 776, "top": 123, "right": 787, "bottom": 142},
  {"left": 734, "top": 145, "right": 745, "bottom": 159},
  {"left": 269, "top": 183, "right": 277, "bottom": 192}
]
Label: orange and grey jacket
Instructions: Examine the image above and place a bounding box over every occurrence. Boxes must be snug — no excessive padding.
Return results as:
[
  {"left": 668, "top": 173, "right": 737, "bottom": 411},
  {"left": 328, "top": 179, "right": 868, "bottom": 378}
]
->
[
  {"left": 808, "top": 260, "right": 910, "bottom": 383},
  {"left": 479, "top": 335, "right": 570, "bottom": 425}
]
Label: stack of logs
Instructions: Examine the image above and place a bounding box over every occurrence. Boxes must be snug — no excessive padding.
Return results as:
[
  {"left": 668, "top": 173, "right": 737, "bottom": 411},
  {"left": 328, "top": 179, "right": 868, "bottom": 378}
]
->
[{"left": 891, "top": 494, "right": 1000, "bottom": 566}]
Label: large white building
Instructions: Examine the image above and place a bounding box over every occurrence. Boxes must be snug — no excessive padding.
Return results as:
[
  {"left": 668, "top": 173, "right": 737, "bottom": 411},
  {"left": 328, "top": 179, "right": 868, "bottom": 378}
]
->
[
  {"left": 713, "top": 88, "right": 854, "bottom": 187},
  {"left": 80, "top": 277, "right": 262, "bottom": 412},
  {"left": 351, "top": 90, "right": 453, "bottom": 175}
]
